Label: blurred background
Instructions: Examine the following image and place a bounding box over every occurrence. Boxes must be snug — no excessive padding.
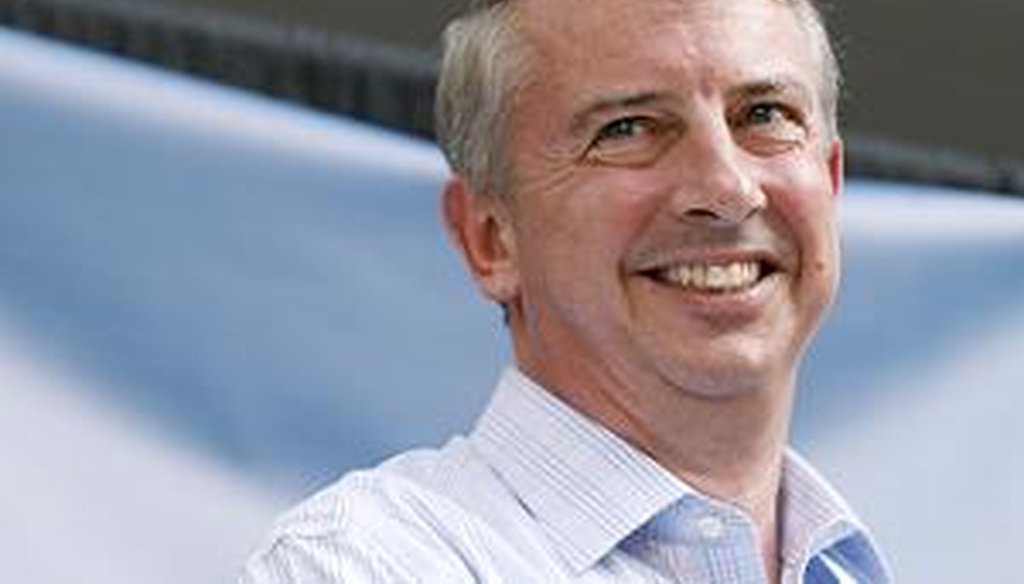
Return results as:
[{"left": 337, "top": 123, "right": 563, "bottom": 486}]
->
[
  {"left": 125, "top": 0, "right": 1024, "bottom": 166},
  {"left": 1, "top": 1, "right": 1022, "bottom": 583},
  {"left": 6, "top": 0, "right": 1024, "bottom": 176}
]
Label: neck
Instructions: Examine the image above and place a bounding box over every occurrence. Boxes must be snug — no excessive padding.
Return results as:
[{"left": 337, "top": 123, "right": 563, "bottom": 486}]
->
[
  {"left": 581, "top": 373, "right": 794, "bottom": 583},
  {"left": 659, "top": 389, "right": 790, "bottom": 508},
  {"left": 513, "top": 349, "right": 795, "bottom": 582},
  {"left": 668, "top": 385, "right": 792, "bottom": 584}
]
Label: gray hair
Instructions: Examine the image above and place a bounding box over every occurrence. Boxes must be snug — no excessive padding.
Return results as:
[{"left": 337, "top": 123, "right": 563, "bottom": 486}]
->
[{"left": 435, "top": 0, "right": 842, "bottom": 197}]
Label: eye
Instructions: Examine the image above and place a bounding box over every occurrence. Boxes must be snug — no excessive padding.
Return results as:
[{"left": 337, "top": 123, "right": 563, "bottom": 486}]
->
[
  {"left": 741, "top": 101, "right": 786, "bottom": 125},
  {"left": 734, "top": 101, "right": 808, "bottom": 153},
  {"left": 596, "top": 117, "right": 653, "bottom": 142},
  {"left": 584, "top": 115, "right": 677, "bottom": 166}
]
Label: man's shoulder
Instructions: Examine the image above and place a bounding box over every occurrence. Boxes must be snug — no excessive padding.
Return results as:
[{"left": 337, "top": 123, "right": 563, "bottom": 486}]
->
[
  {"left": 240, "top": 438, "right": 556, "bottom": 583},
  {"left": 267, "top": 439, "right": 483, "bottom": 538}
]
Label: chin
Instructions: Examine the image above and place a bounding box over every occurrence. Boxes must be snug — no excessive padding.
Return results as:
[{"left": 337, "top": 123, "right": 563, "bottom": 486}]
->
[{"left": 653, "top": 346, "right": 795, "bottom": 402}]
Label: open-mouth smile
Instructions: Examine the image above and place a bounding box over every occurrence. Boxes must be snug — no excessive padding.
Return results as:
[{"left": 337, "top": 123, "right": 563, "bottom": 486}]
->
[{"left": 643, "top": 259, "right": 780, "bottom": 294}]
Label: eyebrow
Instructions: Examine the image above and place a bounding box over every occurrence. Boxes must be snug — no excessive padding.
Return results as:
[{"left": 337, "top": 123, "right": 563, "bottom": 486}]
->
[
  {"left": 567, "top": 77, "right": 815, "bottom": 135},
  {"left": 727, "top": 76, "right": 814, "bottom": 106},
  {"left": 568, "top": 91, "right": 674, "bottom": 136}
]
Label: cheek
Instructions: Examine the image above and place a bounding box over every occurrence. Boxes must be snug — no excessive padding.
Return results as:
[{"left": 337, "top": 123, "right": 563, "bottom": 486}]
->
[
  {"left": 762, "top": 155, "right": 838, "bottom": 241},
  {"left": 531, "top": 168, "right": 667, "bottom": 249},
  {"left": 512, "top": 171, "right": 669, "bottom": 330},
  {"left": 582, "top": 167, "right": 673, "bottom": 237},
  {"left": 760, "top": 157, "right": 841, "bottom": 292}
]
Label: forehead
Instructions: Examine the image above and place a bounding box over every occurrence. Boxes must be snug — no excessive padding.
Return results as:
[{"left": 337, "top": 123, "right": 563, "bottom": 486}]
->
[{"left": 513, "top": 0, "right": 819, "bottom": 103}]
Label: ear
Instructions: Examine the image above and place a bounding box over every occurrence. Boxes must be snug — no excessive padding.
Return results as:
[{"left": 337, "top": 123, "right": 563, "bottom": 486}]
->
[
  {"left": 827, "top": 138, "right": 844, "bottom": 198},
  {"left": 441, "top": 176, "right": 520, "bottom": 304}
]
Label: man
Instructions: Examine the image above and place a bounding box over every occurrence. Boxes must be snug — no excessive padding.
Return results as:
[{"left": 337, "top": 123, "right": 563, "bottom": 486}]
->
[{"left": 242, "top": 0, "right": 891, "bottom": 581}]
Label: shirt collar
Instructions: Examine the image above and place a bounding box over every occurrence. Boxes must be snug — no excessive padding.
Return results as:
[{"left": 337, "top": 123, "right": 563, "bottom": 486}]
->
[
  {"left": 470, "top": 366, "right": 887, "bottom": 579},
  {"left": 779, "top": 452, "right": 892, "bottom": 582},
  {"left": 780, "top": 451, "right": 858, "bottom": 567},
  {"left": 470, "top": 366, "right": 691, "bottom": 574}
]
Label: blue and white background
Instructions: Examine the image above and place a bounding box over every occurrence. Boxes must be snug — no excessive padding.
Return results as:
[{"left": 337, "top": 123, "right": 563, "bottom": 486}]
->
[{"left": 2, "top": 27, "right": 1023, "bottom": 583}]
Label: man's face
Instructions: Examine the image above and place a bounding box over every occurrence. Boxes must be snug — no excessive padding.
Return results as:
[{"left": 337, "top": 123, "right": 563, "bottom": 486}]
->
[{"left": 476, "top": 0, "right": 841, "bottom": 406}]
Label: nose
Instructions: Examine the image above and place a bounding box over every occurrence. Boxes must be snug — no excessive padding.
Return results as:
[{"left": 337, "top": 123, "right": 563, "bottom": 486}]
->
[{"left": 668, "top": 121, "right": 765, "bottom": 224}]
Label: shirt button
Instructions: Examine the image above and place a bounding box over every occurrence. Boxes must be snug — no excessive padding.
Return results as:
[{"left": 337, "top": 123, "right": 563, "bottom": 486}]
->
[{"left": 696, "top": 515, "right": 726, "bottom": 540}]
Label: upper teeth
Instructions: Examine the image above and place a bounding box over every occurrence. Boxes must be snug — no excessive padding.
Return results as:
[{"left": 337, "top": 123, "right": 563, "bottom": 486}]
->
[{"left": 661, "top": 261, "right": 762, "bottom": 291}]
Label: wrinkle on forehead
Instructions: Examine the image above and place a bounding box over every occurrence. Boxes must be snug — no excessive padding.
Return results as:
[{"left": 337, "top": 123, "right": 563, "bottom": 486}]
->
[
  {"left": 511, "top": 0, "right": 824, "bottom": 125},
  {"left": 519, "top": 0, "right": 809, "bottom": 62}
]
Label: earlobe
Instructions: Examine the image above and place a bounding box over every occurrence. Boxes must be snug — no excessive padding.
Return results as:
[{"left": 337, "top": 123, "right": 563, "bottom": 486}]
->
[{"left": 441, "top": 177, "right": 520, "bottom": 304}]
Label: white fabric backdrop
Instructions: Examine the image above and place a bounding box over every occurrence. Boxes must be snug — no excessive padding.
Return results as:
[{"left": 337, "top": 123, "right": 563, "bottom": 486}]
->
[{"left": 2, "top": 26, "right": 1023, "bottom": 583}]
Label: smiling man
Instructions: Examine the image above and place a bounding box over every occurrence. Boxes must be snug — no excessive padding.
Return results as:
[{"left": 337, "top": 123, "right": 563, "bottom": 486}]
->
[{"left": 242, "top": 0, "right": 890, "bottom": 582}]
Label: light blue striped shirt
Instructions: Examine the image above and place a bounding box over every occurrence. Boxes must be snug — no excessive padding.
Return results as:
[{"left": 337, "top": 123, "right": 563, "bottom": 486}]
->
[{"left": 242, "top": 367, "right": 890, "bottom": 583}]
